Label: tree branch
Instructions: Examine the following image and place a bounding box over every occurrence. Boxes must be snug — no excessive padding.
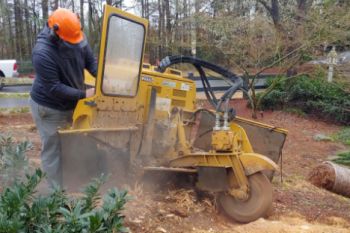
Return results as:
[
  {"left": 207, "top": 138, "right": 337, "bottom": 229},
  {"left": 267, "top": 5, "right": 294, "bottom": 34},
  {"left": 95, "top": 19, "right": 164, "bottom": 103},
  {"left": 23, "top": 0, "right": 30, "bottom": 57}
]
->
[
  {"left": 257, "top": 0, "right": 272, "bottom": 14},
  {"left": 253, "top": 44, "right": 307, "bottom": 78}
]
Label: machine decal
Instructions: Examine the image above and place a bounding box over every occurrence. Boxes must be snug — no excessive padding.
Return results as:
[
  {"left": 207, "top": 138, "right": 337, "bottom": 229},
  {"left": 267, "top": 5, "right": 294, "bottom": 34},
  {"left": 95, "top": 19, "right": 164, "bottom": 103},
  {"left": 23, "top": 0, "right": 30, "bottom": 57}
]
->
[
  {"left": 180, "top": 83, "right": 190, "bottom": 91},
  {"left": 162, "top": 80, "right": 176, "bottom": 88},
  {"left": 142, "top": 76, "right": 153, "bottom": 82}
]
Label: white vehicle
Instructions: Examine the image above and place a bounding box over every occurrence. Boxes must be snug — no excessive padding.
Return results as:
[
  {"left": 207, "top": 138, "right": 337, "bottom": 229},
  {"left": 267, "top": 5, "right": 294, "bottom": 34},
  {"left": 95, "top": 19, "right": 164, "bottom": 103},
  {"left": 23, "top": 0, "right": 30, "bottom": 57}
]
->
[
  {"left": 0, "top": 59, "right": 18, "bottom": 89},
  {"left": 0, "top": 60, "right": 18, "bottom": 78}
]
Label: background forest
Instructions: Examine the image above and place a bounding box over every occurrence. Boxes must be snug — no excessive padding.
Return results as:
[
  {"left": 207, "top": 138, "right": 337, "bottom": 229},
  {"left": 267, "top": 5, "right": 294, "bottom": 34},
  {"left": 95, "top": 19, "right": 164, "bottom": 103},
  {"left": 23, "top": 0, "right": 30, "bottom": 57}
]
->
[{"left": 1, "top": 0, "right": 350, "bottom": 68}]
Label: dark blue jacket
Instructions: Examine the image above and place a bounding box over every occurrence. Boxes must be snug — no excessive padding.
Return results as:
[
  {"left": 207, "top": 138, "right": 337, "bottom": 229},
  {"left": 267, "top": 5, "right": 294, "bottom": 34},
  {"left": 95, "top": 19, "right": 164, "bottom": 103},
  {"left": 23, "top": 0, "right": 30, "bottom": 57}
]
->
[{"left": 30, "top": 26, "right": 97, "bottom": 110}]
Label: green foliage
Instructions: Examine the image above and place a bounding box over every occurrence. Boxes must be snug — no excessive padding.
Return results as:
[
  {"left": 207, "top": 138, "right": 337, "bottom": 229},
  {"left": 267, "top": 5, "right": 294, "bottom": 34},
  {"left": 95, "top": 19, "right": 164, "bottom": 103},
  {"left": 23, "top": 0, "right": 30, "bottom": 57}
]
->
[
  {"left": 259, "top": 76, "right": 350, "bottom": 124},
  {"left": 0, "top": 134, "right": 31, "bottom": 185},
  {"left": 0, "top": 169, "right": 129, "bottom": 233},
  {"left": 255, "top": 89, "right": 286, "bottom": 110},
  {"left": 82, "top": 175, "right": 106, "bottom": 213},
  {"left": 300, "top": 52, "right": 314, "bottom": 63},
  {"left": 332, "top": 127, "right": 350, "bottom": 145},
  {"left": 332, "top": 151, "right": 350, "bottom": 166}
]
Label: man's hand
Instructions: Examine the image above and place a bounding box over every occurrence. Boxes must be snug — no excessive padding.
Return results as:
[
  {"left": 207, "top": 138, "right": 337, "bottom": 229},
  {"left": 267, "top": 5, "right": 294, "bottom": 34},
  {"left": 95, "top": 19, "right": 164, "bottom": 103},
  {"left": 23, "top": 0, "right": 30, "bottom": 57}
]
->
[{"left": 85, "top": 88, "right": 95, "bottom": 98}]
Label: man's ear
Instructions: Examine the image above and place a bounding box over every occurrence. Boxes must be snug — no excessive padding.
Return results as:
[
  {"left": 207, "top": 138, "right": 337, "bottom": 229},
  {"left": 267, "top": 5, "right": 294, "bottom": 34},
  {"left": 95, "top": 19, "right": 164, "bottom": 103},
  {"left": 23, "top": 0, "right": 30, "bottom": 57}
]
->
[{"left": 49, "top": 24, "right": 60, "bottom": 43}]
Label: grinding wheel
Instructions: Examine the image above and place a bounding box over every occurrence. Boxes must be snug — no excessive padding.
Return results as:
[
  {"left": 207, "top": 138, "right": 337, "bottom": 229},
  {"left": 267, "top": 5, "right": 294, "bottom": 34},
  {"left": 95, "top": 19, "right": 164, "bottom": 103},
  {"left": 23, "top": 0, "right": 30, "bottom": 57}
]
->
[{"left": 217, "top": 172, "right": 272, "bottom": 223}]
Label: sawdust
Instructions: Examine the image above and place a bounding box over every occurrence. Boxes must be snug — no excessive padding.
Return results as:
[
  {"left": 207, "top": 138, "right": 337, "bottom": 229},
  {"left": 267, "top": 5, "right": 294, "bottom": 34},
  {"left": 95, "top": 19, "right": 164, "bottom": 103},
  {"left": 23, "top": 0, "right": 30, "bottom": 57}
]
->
[{"left": 226, "top": 217, "right": 350, "bottom": 233}]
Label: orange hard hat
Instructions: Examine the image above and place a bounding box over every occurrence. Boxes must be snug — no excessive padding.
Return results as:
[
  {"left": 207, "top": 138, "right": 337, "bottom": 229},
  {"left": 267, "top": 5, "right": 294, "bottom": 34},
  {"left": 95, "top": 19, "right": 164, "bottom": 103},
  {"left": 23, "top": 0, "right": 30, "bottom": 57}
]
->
[{"left": 48, "top": 8, "right": 83, "bottom": 44}]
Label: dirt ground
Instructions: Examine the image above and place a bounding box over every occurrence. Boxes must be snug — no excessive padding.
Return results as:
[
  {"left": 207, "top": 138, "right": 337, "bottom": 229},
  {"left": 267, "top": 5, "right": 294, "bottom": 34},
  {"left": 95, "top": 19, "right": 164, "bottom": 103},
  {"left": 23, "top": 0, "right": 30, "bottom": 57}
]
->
[{"left": 0, "top": 99, "right": 350, "bottom": 233}]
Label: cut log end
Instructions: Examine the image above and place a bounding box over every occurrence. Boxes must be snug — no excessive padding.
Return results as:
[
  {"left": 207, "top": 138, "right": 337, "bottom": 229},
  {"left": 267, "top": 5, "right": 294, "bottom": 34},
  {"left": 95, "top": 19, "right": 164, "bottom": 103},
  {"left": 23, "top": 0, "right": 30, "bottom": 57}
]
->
[
  {"left": 308, "top": 163, "right": 335, "bottom": 191},
  {"left": 308, "top": 162, "right": 350, "bottom": 198}
]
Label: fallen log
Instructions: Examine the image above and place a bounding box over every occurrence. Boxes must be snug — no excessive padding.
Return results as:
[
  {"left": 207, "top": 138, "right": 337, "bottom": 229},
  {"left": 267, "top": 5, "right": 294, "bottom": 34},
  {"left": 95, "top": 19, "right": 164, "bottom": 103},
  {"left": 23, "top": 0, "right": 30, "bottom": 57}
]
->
[{"left": 308, "top": 161, "right": 350, "bottom": 197}]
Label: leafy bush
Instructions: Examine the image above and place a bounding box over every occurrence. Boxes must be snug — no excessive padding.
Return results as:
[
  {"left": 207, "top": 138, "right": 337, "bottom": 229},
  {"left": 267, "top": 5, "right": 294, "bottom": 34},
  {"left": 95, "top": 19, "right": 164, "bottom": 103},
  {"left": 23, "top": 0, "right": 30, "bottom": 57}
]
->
[
  {"left": 332, "top": 151, "right": 350, "bottom": 166},
  {"left": 257, "top": 89, "right": 286, "bottom": 110},
  {"left": 0, "top": 169, "right": 129, "bottom": 233},
  {"left": 259, "top": 75, "right": 350, "bottom": 124},
  {"left": 0, "top": 134, "right": 32, "bottom": 186},
  {"left": 0, "top": 135, "right": 129, "bottom": 232},
  {"left": 332, "top": 127, "right": 350, "bottom": 145}
]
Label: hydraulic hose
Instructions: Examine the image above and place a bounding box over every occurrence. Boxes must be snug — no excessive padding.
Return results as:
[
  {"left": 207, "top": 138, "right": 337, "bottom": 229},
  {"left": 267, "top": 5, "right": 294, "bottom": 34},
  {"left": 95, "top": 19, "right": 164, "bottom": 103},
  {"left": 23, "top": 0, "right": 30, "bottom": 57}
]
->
[{"left": 158, "top": 55, "right": 243, "bottom": 118}]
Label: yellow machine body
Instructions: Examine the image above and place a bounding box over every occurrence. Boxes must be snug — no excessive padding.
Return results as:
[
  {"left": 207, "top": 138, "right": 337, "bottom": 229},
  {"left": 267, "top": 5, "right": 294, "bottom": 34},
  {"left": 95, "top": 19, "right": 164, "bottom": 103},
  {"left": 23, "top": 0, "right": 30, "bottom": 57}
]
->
[{"left": 59, "top": 5, "right": 287, "bottom": 223}]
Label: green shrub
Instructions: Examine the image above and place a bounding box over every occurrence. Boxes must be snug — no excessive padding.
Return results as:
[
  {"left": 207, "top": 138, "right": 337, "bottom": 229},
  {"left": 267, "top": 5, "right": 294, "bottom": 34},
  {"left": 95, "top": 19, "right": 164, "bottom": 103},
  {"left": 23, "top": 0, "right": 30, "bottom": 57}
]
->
[
  {"left": 332, "top": 151, "right": 350, "bottom": 166},
  {"left": 0, "top": 170, "right": 129, "bottom": 233},
  {"left": 0, "top": 134, "right": 31, "bottom": 186},
  {"left": 257, "top": 89, "right": 286, "bottom": 110},
  {"left": 332, "top": 127, "right": 350, "bottom": 145},
  {"left": 259, "top": 75, "right": 350, "bottom": 124},
  {"left": 0, "top": 136, "right": 129, "bottom": 232}
]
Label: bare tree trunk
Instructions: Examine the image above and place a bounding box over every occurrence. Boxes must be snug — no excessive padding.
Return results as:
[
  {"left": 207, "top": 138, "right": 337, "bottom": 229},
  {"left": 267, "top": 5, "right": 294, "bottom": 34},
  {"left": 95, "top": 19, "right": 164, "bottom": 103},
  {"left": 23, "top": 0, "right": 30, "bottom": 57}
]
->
[
  {"left": 14, "top": 0, "right": 23, "bottom": 60},
  {"left": 114, "top": 0, "right": 123, "bottom": 8},
  {"left": 140, "top": 0, "right": 144, "bottom": 17},
  {"left": 157, "top": 0, "right": 163, "bottom": 58},
  {"left": 165, "top": 0, "right": 171, "bottom": 35},
  {"left": 25, "top": 0, "right": 32, "bottom": 58},
  {"left": 6, "top": 7, "right": 15, "bottom": 58},
  {"left": 296, "top": 0, "right": 313, "bottom": 23},
  {"left": 42, "top": 0, "right": 49, "bottom": 21},
  {"left": 211, "top": 0, "right": 222, "bottom": 17},
  {"left": 80, "top": 0, "right": 84, "bottom": 28},
  {"left": 257, "top": 0, "right": 283, "bottom": 32},
  {"left": 182, "top": 0, "right": 187, "bottom": 49},
  {"left": 88, "top": 0, "right": 93, "bottom": 44},
  {"left": 173, "top": 0, "right": 179, "bottom": 43},
  {"left": 0, "top": 0, "right": 5, "bottom": 58},
  {"left": 191, "top": 0, "right": 200, "bottom": 56},
  {"left": 32, "top": 0, "right": 38, "bottom": 45},
  {"left": 337, "top": 0, "right": 350, "bottom": 7},
  {"left": 53, "top": 0, "right": 58, "bottom": 10},
  {"left": 145, "top": 0, "right": 149, "bottom": 20}
]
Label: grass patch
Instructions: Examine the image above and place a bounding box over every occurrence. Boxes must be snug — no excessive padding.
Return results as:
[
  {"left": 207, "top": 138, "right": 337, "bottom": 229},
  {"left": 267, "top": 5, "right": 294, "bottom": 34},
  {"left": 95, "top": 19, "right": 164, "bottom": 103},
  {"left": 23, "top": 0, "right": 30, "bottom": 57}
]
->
[
  {"left": 0, "top": 93, "right": 30, "bottom": 98},
  {"left": 332, "top": 127, "right": 350, "bottom": 145},
  {"left": 332, "top": 151, "right": 350, "bottom": 166},
  {"left": 0, "top": 107, "right": 30, "bottom": 114},
  {"left": 2, "top": 77, "right": 33, "bottom": 85}
]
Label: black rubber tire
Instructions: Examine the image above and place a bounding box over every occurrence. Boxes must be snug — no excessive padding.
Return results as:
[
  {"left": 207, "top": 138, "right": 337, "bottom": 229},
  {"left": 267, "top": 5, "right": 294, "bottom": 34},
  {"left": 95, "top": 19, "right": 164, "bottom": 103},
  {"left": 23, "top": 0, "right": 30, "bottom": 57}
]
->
[
  {"left": 0, "top": 74, "right": 4, "bottom": 90},
  {"left": 217, "top": 172, "right": 272, "bottom": 223}
]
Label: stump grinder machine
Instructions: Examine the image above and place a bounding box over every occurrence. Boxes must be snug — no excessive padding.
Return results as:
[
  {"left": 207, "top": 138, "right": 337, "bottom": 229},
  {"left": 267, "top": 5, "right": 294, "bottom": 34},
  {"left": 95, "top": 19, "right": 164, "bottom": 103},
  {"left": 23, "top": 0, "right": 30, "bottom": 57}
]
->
[{"left": 59, "top": 5, "right": 287, "bottom": 223}]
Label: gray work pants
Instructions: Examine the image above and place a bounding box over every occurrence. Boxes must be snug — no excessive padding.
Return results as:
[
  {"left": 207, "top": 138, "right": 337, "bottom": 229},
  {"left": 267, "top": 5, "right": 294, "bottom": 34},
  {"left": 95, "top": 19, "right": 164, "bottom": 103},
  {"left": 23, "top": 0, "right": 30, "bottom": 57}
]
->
[{"left": 29, "top": 97, "right": 73, "bottom": 188}]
